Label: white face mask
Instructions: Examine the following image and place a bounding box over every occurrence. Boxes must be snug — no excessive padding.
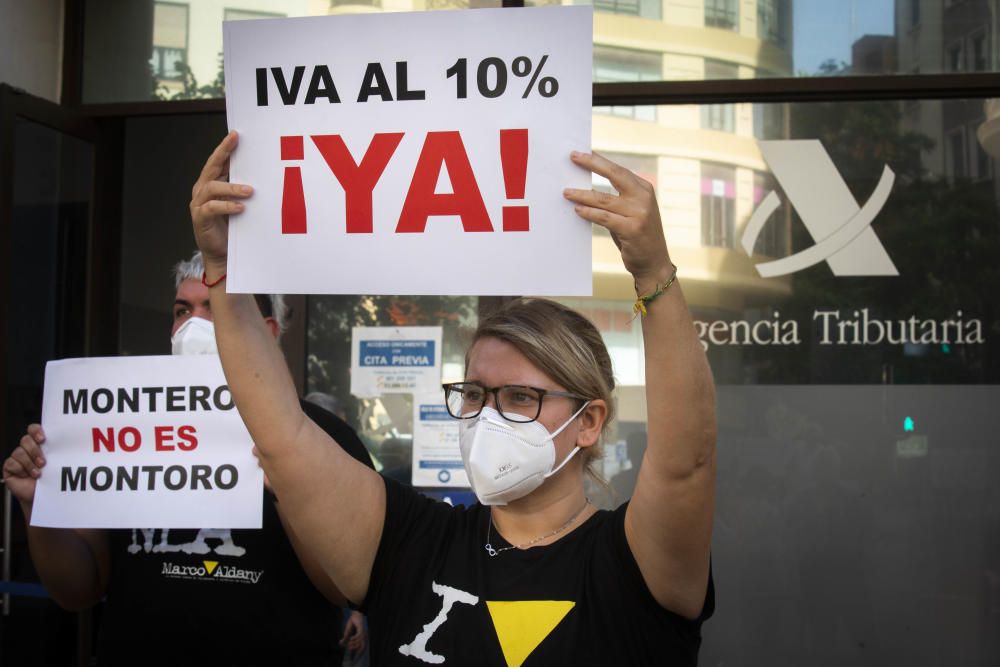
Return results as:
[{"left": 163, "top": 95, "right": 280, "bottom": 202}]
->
[
  {"left": 459, "top": 402, "right": 590, "bottom": 506},
  {"left": 171, "top": 317, "right": 218, "bottom": 356}
]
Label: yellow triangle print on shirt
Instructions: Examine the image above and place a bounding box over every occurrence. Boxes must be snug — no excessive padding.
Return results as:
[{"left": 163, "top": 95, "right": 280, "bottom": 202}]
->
[
  {"left": 203, "top": 560, "right": 219, "bottom": 575},
  {"left": 486, "top": 600, "right": 575, "bottom": 667}
]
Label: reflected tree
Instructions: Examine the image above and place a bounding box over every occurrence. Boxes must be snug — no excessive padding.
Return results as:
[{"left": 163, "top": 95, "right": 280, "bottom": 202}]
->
[{"left": 153, "top": 54, "right": 226, "bottom": 101}]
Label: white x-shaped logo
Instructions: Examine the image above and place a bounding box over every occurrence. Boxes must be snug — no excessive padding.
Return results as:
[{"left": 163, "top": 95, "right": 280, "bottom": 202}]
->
[{"left": 743, "top": 140, "right": 898, "bottom": 278}]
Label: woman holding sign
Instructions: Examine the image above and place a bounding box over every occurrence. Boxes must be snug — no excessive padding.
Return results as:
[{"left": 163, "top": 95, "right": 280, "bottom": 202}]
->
[{"left": 190, "top": 131, "right": 715, "bottom": 665}]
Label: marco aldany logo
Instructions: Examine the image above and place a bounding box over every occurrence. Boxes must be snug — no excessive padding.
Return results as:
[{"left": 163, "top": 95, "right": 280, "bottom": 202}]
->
[
  {"left": 742, "top": 140, "right": 898, "bottom": 278},
  {"left": 160, "top": 559, "right": 264, "bottom": 584}
]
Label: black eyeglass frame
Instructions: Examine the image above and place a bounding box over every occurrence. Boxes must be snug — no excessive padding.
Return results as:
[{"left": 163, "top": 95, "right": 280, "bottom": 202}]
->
[{"left": 442, "top": 381, "right": 590, "bottom": 423}]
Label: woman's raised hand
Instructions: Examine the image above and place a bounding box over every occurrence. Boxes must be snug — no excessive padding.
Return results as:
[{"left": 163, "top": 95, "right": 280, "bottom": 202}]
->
[
  {"left": 564, "top": 152, "right": 672, "bottom": 293},
  {"left": 189, "top": 131, "right": 254, "bottom": 277}
]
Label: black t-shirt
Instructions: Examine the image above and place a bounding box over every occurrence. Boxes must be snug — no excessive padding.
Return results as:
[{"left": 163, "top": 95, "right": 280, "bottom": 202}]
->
[
  {"left": 97, "top": 399, "right": 373, "bottom": 666},
  {"left": 363, "top": 477, "right": 714, "bottom": 666}
]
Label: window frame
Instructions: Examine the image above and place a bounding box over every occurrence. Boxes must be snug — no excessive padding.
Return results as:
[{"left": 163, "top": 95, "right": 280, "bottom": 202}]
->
[
  {"left": 149, "top": 1, "right": 190, "bottom": 83},
  {"left": 968, "top": 29, "right": 988, "bottom": 73},
  {"left": 704, "top": 0, "right": 739, "bottom": 32},
  {"left": 60, "top": 0, "right": 1000, "bottom": 113},
  {"left": 699, "top": 163, "right": 737, "bottom": 249},
  {"left": 947, "top": 125, "right": 969, "bottom": 181}
]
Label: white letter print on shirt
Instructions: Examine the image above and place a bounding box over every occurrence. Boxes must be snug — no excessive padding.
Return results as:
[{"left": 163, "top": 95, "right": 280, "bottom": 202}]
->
[{"left": 398, "top": 581, "right": 479, "bottom": 664}]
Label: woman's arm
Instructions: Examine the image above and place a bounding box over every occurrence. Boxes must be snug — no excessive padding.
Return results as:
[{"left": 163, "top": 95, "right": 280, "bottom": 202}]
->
[
  {"left": 272, "top": 498, "right": 347, "bottom": 606},
  {"left": 189, "top": 132, "right": 385, "bottom": 605},
  {"left": 564, "top": 152, "right": 716, "bottom": 620}
]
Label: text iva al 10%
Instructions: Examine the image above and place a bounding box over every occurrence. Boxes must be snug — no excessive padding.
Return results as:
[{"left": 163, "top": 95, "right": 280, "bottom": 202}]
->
[{"left": 446, "top": 55, "right": 559, "bottom": 99}]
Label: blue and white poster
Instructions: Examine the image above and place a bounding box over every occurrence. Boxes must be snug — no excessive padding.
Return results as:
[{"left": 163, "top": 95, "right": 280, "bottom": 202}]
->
[
  {"left": 411, "top": 394, "right": 467, "bottom": 488},
  {"left": 350, "top": 326, "right": 443, "bottom": 398}
]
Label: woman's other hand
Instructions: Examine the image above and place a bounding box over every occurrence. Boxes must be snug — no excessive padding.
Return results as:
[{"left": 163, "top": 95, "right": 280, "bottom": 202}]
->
[{"left": 564, "top": 151, "right": 672, "bottom": 293}]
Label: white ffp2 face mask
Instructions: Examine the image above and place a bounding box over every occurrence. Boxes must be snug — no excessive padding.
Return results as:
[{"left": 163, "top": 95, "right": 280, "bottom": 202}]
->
[
  {"left": 171, "top": 316, "right": 218, "bottom": 356},
  {"left": 459, "top": 403, "right": 589, "bottom": 506}
]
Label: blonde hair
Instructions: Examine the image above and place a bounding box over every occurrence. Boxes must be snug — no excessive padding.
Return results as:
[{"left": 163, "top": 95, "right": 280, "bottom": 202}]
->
[{"left": 469, "top": 298, "right": 615, "bottom": 480}]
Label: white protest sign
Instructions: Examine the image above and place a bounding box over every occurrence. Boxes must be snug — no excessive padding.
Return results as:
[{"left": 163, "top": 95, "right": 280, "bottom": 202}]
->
[
  {"left": 31, "top": 356, "right": 262, "bottom": 529},
  {"left": 350, "top": 326, "right": 443, "bottom": 398},
  {"left": 223, "top": 6, "right": 593, "bottom": 295},
  {"left": 411, "top": 393, "right": 467, "bottom": 488}
]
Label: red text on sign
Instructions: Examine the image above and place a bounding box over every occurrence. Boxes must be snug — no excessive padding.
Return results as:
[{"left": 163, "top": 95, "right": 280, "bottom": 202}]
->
[
  {"left": 92, "top": 426, "right": 142, "bottom": 453},
  {"left": 155, "top": 425, "right": 199, "bottom": 451},
  {"left": 91, "top": 425, "right": 198, "bottom": 452},
  {"left": 279, "top": 129, "right": 530, "bottom": 235}
]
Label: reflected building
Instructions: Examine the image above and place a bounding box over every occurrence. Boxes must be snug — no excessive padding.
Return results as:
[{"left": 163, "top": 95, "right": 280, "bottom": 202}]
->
[
  {"left": 976, "top": 2, "right": 1000, "bottom": 161},
  {"left": 895, "top": 0, "right": 945, "bottom": 173},
  {"left": 152, "top": 0, "right": 497, "bottom": 95},
  {"left": 852, "top": 35, "right": 896, "bottom": 75},
  {"left": 580, "top": 0, "right": 795, "bottom": 412},
  {"left": 941, "top": 0, "right": 994, "bottom": 183},
  {"left": 897, "top": 0, "right": 995, "bottom": 182},
  {"left": 151, "top": 1, "right": 318, "bottom": 97}
]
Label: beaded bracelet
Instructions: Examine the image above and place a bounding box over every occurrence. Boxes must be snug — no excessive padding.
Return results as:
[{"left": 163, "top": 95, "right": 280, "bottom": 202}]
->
[{"left": 633, "top": 263, "right": 678, "bottom": 317}]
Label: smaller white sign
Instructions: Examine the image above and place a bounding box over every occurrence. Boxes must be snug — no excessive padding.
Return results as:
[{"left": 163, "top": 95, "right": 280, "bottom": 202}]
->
[
  {"left": 350, "top": 326, "right": 443, "bottom": 398},
  {"left": 31, "top": 356, "right": 262, "bottom": 529},
  {"left": 411, "top": 393, "right": 467, "bottom": 488}
]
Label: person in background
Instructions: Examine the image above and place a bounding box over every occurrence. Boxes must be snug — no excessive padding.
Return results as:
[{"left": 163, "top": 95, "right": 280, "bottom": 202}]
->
[{"left": 3, "top": 250, "right": 373, "bottom": 666}]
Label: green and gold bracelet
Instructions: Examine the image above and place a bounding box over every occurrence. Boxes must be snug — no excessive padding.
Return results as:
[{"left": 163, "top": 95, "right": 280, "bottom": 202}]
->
[{"left": 633, "top": 263, "right": 678, "bottom": 317}]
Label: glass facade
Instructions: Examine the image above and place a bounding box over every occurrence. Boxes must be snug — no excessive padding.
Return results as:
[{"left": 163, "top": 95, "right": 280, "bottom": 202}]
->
[
  {"left": 149, "top": 2, "right": 189, "bottom": 83},
  {"left": 582, "top": 94, "right": 1000, "bottom": 662},
  {"left": 82, "top": 0, "right": 503, "bottom": 103},
  {"left": 82, "top": 0, "right": 1000, "bottom": 103},
  {"left": 588, "top": 97, "right": 999, "bottom": 383}
]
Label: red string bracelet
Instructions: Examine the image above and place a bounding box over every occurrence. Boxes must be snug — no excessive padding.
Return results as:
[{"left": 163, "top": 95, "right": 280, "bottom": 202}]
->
[{"left": 201, "top": 271, "right": 227, "bottom": 288}]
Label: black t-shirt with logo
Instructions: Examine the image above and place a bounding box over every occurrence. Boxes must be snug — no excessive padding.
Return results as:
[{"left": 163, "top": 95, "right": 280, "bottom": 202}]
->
[
  {"left": 96, "top": 400, "right": 374, "bottom": 666},
  {"left": 363, "top": 477, "right": 714, "bottom": 667}
]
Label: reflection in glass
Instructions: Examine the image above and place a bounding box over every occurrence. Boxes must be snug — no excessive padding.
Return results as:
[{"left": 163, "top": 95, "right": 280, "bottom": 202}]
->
[
  {"left": 580, "top": 97, "right": 1000, "bottom": 664},
  {"left": 593, "top": 0, "right": 660, "bottom": 20},
  {"left": 700, "top": 163, "right": 736, "bottom": 248},
  {"left": 583, "top": 0, "right": 997, "bottom": 82},
  {"left": 704, "top": 0, "right": 739, "bottom": 32},
  {"left": 593, "top": 46, "right": 660, "bottom": 122},
  {"left": 84, "top": 0, "right": 501, "bottom": 103},
  {"left": 589, "top": 97, "right": 999, "bottom": 390},
  {"left": 84, "top": 0, "right": 1000, "bottom": 102},
  {"left": 757, "top": 0, "right": 790, "bottom": 47},
  {"left": 149, "top": 2, "right": 189, "bottom": 90}
]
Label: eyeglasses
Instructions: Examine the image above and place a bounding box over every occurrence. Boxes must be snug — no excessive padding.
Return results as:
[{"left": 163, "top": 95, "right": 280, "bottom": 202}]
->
[{"left": 442, "top": 381, "right": 589, "bottom": 424}]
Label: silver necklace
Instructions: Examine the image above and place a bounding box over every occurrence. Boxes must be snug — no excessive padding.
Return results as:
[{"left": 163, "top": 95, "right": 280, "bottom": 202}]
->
[{"left": 484, "top": 500, "right": 590, "bottom": 557}]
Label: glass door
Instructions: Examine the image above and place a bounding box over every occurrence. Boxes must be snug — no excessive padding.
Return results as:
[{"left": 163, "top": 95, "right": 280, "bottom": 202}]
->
[{"left": 0, "top": 83, "right": 98, "bottom": 667}]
